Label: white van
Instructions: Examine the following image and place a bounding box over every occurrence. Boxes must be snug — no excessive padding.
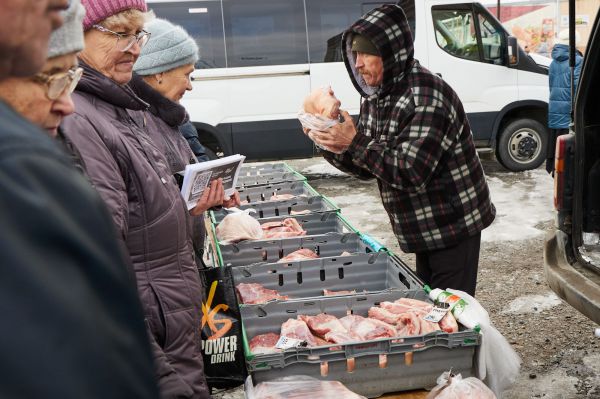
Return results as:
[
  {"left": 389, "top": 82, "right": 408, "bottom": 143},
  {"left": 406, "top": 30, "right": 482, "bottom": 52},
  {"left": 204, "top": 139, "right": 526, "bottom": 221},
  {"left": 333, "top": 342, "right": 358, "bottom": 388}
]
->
[{"left": 147, "top": 0, "right": 550, "bottom": 171}]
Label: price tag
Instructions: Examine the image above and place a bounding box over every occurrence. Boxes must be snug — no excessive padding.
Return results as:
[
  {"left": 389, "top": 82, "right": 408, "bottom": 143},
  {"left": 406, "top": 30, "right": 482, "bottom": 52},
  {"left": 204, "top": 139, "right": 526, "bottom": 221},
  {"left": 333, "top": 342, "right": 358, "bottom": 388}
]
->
[
  {"left": 275, "top": 336, "right": 308, "bottom": 350},
  {"left": 423, "top": 305, "right": 450, "bottom": 323}
]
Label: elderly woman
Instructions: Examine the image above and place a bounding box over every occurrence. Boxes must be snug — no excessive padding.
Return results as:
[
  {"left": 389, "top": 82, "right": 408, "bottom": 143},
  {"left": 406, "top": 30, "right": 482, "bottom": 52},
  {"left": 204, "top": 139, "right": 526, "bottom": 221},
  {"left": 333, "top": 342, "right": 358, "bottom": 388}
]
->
[
  {"left": 60, "top": 1, "right": 210, "bottom": 398},
  {"left": 130, "top": 18, "right": 240, "bottom": 262}
]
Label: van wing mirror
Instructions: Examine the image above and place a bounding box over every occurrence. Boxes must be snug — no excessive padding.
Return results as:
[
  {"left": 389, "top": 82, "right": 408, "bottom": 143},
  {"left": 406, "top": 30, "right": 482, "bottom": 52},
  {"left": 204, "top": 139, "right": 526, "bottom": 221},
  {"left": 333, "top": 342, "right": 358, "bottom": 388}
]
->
[{"left": 507, "top": 36, "right": 519, "bottom": 66}]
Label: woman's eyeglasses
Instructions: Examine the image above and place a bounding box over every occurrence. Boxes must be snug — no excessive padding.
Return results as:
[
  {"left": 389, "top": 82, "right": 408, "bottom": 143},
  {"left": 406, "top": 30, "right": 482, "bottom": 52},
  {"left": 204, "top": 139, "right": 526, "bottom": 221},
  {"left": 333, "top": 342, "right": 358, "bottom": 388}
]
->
[
  {"left": 32, "top": 67, "right": 84, "bottom": 100},
  {"left": 92, "top": 24, "right": 151, "bottom": 52}
]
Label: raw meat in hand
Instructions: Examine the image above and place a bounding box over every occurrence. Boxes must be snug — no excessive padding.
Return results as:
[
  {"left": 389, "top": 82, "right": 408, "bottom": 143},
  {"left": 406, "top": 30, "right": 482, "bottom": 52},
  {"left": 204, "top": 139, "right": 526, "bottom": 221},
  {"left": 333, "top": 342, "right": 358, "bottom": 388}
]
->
[{"left": 303, "top": 87, "right": 341, "bottom": 120}]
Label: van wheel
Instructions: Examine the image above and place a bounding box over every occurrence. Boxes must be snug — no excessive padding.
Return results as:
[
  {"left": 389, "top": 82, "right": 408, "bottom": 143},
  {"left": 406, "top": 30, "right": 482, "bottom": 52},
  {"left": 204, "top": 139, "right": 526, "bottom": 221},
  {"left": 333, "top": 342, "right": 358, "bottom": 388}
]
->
[{"left": 497, "top": 118, "right": 547, "bottom": 171}]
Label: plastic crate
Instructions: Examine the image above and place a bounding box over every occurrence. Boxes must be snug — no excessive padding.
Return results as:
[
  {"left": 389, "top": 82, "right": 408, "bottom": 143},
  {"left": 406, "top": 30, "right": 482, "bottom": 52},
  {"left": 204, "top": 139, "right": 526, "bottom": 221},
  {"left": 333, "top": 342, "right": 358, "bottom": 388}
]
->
[
  {"left": 241, "top": 291, "right": 480, "bottom": 398},
  {"left": 237, "top": 181, "right": 319, "bottom": 204},
  {"left": 236, "top": 169, "right": 306, "bottom": 188},
  {"left": 217, "top": 232, "right": 383, "bottom": 267},
  {"left": 211, "top": 196, "right": 339, "bottom": 224},
  {"left": 240, "top": 162, "right": 292, "bottom": 175},
  {"left": 232, "top": 251, "right": 422, "bottom": 303}
]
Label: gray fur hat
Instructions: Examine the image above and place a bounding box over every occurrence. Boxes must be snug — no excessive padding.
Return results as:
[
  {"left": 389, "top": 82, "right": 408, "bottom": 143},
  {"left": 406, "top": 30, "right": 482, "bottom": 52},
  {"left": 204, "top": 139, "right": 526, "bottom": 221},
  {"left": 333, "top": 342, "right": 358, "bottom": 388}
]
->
[
  {"left": 134, "top": 18, "right": 199, "bottom": 75},
  {"left": 48, "top": 0, "right": 86, "bottom": 59}
]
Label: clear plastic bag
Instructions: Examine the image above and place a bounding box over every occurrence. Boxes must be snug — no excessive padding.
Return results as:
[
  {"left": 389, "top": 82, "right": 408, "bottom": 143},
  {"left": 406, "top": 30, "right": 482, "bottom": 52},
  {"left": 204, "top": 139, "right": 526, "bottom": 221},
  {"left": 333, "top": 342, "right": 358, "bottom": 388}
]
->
[
  {"left": 446, "top": 289, "right": 521, "bottom": 397},
  {"left": 215, "top": 209, "right": 263, "bottom": 244},
  {"left": 245, "top": 375, "right": 366, "bottom": 399},
  {"left": 426, "top": 371, "right": 497, "bottom": 399}
]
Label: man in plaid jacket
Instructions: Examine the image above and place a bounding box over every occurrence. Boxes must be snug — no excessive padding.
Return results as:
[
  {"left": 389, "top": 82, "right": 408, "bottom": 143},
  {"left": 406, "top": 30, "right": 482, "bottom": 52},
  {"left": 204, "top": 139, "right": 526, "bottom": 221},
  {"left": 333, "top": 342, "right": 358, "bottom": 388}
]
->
[{"left": 311, "top": 4, "right": 495, "bottom": 296}]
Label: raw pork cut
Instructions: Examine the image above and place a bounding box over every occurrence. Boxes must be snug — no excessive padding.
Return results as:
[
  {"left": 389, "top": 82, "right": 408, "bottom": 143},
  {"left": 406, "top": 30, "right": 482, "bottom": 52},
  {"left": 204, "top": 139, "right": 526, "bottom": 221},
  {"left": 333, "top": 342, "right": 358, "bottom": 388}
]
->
[
  {"left": 249, "top": 333, "right": 280, "bottom": 354},
  {"left": 339, "top": 315, "right": 396, "bottom": 341},
  {"left": 302, "top": 87, "right": 341, "bottom": 120},
  {"left": 277, "top": 248, "right": 319, "bottom": 263},
  {"left": 236, "top": 283, "right": 289, "bottom": 304},
  {"left": 298, "top": 314, "right": 355, "bottom": 343},
  {"left": 323, "top": 289, "right": 356, "bottom": 296},
  {"left": 280, "top": 318, "right": 318, "bottom": 346},
  {"left": 216, "top": 211, "right": 263, "bottom": 243},
  {"left": 261, "top": 218, "right": 306, "bottom": 239},
  {"left": 270, "top": 193, "right": 297, "bottom": 201}
]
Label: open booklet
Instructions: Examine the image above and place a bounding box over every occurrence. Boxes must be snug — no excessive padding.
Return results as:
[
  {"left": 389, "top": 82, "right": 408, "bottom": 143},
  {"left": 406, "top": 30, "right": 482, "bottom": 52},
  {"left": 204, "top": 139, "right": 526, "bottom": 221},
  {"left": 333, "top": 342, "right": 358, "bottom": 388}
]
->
[{"left": 178, "top": 154, "right": 245, "bottom": 210}]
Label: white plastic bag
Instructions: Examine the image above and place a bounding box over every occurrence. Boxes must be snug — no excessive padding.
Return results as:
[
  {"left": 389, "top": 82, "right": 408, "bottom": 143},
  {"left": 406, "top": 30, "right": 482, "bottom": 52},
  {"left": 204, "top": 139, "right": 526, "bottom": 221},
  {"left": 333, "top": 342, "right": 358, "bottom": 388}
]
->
[
  {"left": 426, "top": 371, "right": 496, "bottom": 399},
  {"left": 446, "top": 289, "right": 521, "bottom": 397},
  {"left": 215, "top": 209, "right": 263, "bottom": 244},
  {"left": 245, "top": 375, "right": 366, "bottom": 399}
]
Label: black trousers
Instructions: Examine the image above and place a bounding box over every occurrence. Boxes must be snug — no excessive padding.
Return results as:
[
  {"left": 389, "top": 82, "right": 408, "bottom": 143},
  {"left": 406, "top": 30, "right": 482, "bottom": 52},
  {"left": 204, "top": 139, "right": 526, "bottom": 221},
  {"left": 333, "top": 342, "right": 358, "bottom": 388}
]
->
[{"left": 415, "top": 232, "right": 481, "bottom": 297}]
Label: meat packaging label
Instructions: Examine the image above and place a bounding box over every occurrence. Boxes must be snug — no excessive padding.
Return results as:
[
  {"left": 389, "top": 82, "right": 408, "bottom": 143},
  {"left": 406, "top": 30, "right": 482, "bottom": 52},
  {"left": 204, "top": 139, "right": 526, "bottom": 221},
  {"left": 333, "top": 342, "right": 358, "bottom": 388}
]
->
[
  {"left": 423, "top": 305, "right": 450, "bottom": 323},
  {"left": 275, "top": 336, "right": 308, "bottom": 350}
]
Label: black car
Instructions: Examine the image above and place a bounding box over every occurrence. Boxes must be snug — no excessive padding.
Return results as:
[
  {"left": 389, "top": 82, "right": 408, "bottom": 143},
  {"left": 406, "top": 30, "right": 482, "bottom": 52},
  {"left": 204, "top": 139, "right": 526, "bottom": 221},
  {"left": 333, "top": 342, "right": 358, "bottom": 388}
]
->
[{"left": 544, "top": 12, "right": 600, "bottom": 324}]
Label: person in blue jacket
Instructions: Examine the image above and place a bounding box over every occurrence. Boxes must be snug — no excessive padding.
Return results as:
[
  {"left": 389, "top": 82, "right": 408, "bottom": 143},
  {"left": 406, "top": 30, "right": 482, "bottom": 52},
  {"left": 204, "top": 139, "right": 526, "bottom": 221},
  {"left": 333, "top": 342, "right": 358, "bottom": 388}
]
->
[{"left": 547, "top": 29, "right": 583, "bottom": 174}]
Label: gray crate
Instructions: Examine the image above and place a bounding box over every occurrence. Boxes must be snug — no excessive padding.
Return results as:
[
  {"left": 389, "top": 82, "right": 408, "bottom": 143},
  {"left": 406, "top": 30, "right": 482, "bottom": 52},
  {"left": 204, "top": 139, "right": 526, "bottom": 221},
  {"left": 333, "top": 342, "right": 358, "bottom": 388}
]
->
[
  {"left": 232, "top": 251, "right": 422, "bottom": 302},
  {"left": 240, "top": 163, "right": 291, "bottom": 175},
  {"left": 241, "top": 291, "right": 479, "bottom": 398},
  {"left": 237, "top": 181, "right": 319, "bottom": 204},
  {"left": 236, "top": 170, "right": 306, "bottom": 188},
  {"left": 219, "top": 232, "right": 380, "bottom": 267},
  {"left": 211, "top": 196, "right": 339, "bottom": 224}
]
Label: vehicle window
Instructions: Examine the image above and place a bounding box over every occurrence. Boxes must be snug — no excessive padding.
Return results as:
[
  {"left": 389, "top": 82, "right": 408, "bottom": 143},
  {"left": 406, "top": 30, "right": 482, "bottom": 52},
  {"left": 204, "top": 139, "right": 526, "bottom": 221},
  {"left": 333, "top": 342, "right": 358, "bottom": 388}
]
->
[
  {"left": 306, "top": 1, "right": 413, "bottom": 64},
  {"left": 147, "top": 1, "right": 226, "bottom": 69},
  {"left": 477, "top": 13, "right": 504, "bottom": 65},
  {"left": 432, "top": 8, "right": 481, "bottom": 62},
  {"left": 223, "top": 0, "right": 308, "bottom": 67}
]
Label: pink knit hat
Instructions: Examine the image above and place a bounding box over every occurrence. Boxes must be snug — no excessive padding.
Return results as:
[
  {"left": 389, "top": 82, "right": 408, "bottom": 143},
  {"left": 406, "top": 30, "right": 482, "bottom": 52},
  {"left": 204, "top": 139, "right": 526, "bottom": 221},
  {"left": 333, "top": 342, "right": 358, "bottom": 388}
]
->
[{"left": 81, "top": 0, "right": 148, "bottom": 30}]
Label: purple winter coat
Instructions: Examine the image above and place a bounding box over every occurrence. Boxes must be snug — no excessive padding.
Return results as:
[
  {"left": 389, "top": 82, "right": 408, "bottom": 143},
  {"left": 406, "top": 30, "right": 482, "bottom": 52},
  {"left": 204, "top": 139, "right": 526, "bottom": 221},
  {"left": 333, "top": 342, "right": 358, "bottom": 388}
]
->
[{"left": 60, "top": 62, "right": 210, "bottom": 399}]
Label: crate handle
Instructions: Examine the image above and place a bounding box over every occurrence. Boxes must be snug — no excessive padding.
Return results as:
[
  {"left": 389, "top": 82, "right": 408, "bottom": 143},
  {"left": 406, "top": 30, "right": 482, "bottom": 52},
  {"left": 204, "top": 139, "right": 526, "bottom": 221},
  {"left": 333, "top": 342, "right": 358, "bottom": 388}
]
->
[{"left": 360, "top": 233, "right": 385, "bottom": 252}]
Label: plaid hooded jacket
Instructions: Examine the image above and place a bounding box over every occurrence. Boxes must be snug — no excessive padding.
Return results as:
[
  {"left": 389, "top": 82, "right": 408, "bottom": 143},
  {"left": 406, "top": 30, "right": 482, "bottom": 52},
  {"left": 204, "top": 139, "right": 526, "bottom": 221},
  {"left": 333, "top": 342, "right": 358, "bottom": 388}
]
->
[{"left": 324, "top": 4, "right": 495, "bottom": 253}]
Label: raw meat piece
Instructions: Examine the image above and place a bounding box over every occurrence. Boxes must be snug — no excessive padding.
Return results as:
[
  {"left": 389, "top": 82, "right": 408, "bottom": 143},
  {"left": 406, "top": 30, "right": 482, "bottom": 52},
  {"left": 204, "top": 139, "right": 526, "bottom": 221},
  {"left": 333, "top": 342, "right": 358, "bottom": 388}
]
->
[
  {"left": 395, "top": 297, "right": 433, "bottom": 310},
  {"left": 439, "top": 311, "right": 459, "bottom": 333},
  {"left": 235, "top": 283, "right": 289, "bottom": 304},
  {"left": 249, "top": 333, "right": 280, "bottom": 354},
  {"left": 339, "top": 315, "right": 396, "bottom": 341},
  {"left": 277, "top": 248, "right": 319, "bottom": 263},
  {"left": 368, "top": 306, "right": 401, "bottom": 324},
  {"left": 261, "top": 218, "right": 306, "bottom": 239},
  {"left": 298, "top": 314, "right": 355, "bottom": 343},
  {"left": 280, "top": 318, "right": 318, "bottom": 346},
  {"left": 323, "top": 289, "right": 356, "bottom": 296},
  {"left": 339, "top": 251, "right": 353, "bottom": 256},
  {"left": 303, "top": 87, "right": 341, "bottom": 120},
  {"left": 290, "top": 209, "right": 312, "bottom": 216},
  {"left": 270, "top": 193, "right": 297, "bottom": 201},
  {"left": 395, "top": 312, "right": 421, "bottom": 337},
  {"left": 379, "top": 301, "right": 423, "bottom": 315},
  {"left": 216, "top": 211, "right": 263, "bottom": 243},
  {"left": 419, "top": 318, "right": 442, "bottom": 334},
  {"left": 253, "top": 378, "right": 366, "bottom": 399}
]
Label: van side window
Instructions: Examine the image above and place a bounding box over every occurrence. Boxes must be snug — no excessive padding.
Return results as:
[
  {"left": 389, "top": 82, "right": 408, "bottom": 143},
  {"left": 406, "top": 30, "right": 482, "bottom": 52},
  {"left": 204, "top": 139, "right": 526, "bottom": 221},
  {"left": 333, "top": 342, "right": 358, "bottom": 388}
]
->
[
  {"left": 477, "top": 13, "right": 504, "bottom": 65},
  {"left": 432, "top": 8, "right": 481, "bottom": 62},
  {"left": 223, "top": 0, "right": 307, "bottom": 67},
  {"left": 147, "top": 1, "right": 226, "bottom": 69},
  {"left": 306, "top": 1, "right": 412, "bottom": 63}
]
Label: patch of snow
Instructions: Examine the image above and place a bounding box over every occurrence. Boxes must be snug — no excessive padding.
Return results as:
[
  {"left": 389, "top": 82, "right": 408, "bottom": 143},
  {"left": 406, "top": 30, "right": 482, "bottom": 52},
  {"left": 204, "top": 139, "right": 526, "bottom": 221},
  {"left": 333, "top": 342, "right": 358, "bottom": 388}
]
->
[
  {"left": 501, "top": 292, "right": 563, "bottom": 314},
  {"left": 482, "top": 169, "right": 554, "bottom": 242},
  {"left": 300, "top": 161, "right": 349, "bottom": 177}
]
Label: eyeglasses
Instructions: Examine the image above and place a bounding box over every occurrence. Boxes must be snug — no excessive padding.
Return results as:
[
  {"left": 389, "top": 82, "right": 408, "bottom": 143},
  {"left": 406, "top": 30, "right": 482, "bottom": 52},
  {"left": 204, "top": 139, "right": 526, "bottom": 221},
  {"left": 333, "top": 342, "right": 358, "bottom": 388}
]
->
[
  {"left": 93, "top": 24, "right": 151, "bottom": 52},
  {"left": 32, "top": 67, "right": 83, "bottom": 100}
]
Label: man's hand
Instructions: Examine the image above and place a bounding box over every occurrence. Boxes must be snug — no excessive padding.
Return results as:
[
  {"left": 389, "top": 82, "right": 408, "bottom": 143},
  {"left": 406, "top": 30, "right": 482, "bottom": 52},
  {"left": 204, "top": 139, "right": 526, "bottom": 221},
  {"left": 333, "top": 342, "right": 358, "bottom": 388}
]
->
[
  {"left": 311, "top": 110, "right": 357, "bottom": 154},
  {"left": 189, "top": 179, "right": 224, "bottom": 216},
  {"left": 223, "top": 190, "right": 241, "bottom": 208}
]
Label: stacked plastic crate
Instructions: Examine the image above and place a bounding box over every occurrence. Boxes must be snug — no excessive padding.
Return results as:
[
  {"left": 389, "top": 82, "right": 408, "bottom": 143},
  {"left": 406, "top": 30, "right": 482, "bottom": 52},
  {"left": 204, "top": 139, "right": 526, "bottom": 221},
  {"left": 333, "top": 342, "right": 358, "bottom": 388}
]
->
[{"left": 205, "top": 162, "right": 480, "bottom": 398}]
